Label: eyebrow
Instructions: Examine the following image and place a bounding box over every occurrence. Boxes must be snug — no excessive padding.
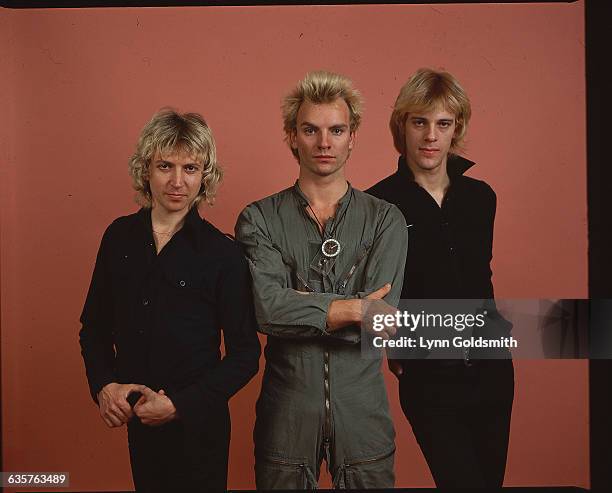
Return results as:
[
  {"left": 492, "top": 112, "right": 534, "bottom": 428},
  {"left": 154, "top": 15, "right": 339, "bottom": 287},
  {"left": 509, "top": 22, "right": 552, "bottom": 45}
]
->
[
  {"left": 155, "top": 159, "right": 200, "bottom": 167},
  {"left": 300, "top": 122, "right": 349, "bottom": 129},
  {"left": 410, "top": 116, "right": 454, "bottom": 123}
]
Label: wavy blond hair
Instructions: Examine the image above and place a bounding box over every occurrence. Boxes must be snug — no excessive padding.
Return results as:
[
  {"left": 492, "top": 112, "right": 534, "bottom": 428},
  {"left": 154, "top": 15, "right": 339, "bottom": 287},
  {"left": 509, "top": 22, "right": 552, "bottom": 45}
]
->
[
  {"left": 282, "top": 71, "right": 363, "bottom": 160},
  {"left": 390, "top": 68, "right": 471, "bottom": 156},
  {"left": 128, "top": 108, "right": 223, "bottom": 207}
]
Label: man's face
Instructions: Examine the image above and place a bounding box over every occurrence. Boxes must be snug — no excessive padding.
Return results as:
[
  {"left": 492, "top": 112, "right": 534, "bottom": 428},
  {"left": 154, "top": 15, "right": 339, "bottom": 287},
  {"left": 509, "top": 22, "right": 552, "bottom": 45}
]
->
[
  {"left": 403, "top": 106, "right": 456, "bottom": 174},
  {"left": 148, "top": 150, "right": 203, "bottom": 215},
  {"left": 290, "top": 98, "right": 355, "bottom": 178}
]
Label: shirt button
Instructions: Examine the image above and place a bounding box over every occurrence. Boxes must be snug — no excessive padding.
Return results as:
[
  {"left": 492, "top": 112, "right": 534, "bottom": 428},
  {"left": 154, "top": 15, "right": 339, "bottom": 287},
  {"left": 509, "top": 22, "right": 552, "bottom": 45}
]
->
[
  {"left": 179, "top": 280, "right": 186, "bottom": 287},
  {"left": 138, "top": 329, "right": 144, "bottom": 335},
  {"left": 142, "top": 299, "right": 150, "bottom": 306},
  {"left": 449, "top": 246, "right": 454, "bottom": 253}
]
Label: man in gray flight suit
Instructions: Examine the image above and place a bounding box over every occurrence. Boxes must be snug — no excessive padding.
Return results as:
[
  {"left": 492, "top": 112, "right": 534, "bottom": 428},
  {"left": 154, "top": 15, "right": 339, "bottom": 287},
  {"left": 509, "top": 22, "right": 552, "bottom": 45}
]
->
[{"left": 235, "top": 71, "right": 408, "bottom": 489}]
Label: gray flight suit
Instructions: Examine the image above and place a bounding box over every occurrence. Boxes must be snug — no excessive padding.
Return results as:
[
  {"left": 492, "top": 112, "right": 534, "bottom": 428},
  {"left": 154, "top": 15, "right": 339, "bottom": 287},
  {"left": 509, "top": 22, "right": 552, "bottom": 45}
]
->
[{"left": 235, "top": 183, "right": 408, "bottom": 489}]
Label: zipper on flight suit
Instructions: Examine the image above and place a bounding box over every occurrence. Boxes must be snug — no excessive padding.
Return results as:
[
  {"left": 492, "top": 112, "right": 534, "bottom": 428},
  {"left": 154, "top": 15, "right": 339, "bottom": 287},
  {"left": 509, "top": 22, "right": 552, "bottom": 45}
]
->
[
  {"left": 344, "top": 447, "right": 395, "bottom": 468},
  {"left": 334, "top": 447, "right": 396, "bottom": 488},
  {"left": 263, "top": 456, "right": 318, "bottom": 488},
  {"left": 323, "top": 349, "right": 332, "bottom": 466}
]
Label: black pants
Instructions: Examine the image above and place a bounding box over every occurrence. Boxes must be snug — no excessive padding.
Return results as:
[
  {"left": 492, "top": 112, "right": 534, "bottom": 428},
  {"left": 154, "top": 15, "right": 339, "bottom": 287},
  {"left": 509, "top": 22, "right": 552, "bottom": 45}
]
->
[
  {"left": 399, "top": 359, "right": 514, "bottom": 488},
  {"left": 127, "top": 407, "right": 230, "bottom": 492}
]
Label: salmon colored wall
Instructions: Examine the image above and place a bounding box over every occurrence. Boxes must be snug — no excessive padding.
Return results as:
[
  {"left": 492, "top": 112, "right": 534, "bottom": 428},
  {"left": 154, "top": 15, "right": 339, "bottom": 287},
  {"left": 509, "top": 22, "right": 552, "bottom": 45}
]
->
[{"left": 1, "top": 2, "right": 588, "bottom": 491}]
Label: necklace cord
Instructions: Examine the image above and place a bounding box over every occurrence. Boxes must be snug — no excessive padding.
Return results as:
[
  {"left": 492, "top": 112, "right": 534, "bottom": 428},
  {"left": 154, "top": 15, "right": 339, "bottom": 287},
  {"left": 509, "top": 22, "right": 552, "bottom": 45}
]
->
[{"left": 306, "top": 189, "right": 353, "bottom": 240}]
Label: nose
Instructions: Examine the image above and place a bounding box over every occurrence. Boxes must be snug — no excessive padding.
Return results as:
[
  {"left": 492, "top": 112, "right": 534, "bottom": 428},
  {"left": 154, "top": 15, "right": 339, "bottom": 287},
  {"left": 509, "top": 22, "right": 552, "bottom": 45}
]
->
[
  {"left": 318, "top": 130, "right": 331, "bottom": 149},
  {"left": 169, "top": 167, "right": 184, "bottom": 188},
  {"left": 425, "top": 124, "right": 437, "bottom": 142}
]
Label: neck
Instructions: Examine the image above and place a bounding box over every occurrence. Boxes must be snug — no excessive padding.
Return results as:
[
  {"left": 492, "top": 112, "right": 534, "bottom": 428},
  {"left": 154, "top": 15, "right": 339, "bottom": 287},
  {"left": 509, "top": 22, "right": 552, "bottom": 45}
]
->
[
  {"left": 298, "top": 171, "right": 348, "bottom": 208},
  {"left": 150, "top": 205, "right": 191, "bottom": 233},
  {"left": 407, "top": 158, "right": 450, "bottom": 196}
]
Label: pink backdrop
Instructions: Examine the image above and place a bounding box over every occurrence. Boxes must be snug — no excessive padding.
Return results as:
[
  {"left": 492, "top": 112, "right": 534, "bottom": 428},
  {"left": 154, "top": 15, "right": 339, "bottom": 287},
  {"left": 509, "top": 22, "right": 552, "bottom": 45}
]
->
[{"left": 0, "top": 2, "right": 587, "bottom": 491}]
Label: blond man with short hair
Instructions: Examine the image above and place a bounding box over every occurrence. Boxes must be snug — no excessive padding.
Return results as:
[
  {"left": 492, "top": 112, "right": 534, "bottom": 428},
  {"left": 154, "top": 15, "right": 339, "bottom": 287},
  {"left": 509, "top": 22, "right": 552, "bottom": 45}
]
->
[
  {"left": 235, "top": 71, "right": 407, "bottom": 489},
  {"left": 368, "top": 68, "right": 514, "bottom": 488}
]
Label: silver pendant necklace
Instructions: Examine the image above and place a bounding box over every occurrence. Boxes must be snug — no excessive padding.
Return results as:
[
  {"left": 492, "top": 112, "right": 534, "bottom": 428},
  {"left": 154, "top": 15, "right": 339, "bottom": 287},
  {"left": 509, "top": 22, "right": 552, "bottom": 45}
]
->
[{"left": 306, "top": 193, "right": 351, "bottom": 258}]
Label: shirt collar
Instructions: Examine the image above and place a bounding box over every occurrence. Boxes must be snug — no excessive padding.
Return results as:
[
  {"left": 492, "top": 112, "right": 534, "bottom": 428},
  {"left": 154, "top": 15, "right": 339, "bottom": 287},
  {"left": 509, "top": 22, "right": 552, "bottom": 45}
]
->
[
  {"left": 396, "top": 154, "right": 476, "bottom": 182},
  {"left": 137, "top": 205, "right": 202, "bottom": 247},
  {"left": 292, "top": 180, "right": 353, "bottom": 208}
]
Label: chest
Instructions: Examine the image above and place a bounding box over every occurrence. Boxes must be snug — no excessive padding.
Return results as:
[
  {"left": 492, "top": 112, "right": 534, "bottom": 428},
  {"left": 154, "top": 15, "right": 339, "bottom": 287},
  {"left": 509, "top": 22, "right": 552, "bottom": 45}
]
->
[
  {"left": 106, "top": 238, "right": 219, "bottom": 324},
  {"left": 397, "top": 187, "right": 493, "bottom": 259},
  {"left": 269, "top": 207, "right": 376, "bottom": 294}
]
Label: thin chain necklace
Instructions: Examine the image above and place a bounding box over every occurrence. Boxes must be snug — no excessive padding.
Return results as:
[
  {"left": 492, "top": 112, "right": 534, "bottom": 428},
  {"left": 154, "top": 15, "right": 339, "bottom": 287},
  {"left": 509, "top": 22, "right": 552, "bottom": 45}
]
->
[
  {"left": 152, "top": 221, "right": 182, "bottom": 237},
  {"left": 152, "top": 227, "right": 178, "bottom": 236}
]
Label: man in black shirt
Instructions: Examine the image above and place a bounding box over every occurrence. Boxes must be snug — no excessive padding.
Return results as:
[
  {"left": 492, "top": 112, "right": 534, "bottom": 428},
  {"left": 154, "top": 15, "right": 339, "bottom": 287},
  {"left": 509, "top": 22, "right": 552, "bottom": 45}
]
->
[
  {"left": 79, "top": 109, "right": 261, "bottom": 492},
  {"left": 367, "top": 69, "right": 514, "bottom": 488}
]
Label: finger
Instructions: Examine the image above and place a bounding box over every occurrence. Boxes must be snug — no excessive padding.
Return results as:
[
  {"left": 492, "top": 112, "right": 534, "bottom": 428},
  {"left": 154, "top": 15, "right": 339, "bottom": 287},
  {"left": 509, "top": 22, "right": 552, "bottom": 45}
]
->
[
  {"left": 116, "top": 399, "right": 133, "bottom": 418},
  {"left": 133, "top": 398, "right": 147, "bottom": 414},
  {"left": 123, "top": 384, "right": 144, "bottom": 399},
  {"left": 385, "top": 325, "right": 397, "bottom": 337},
  {"left": 140, "top": 386, "right": 157, "bottom": 397},
  {"left": 108, "top": 401, "right": 131, "bottom": 420},
  {"left": 366, "top": 283, "right": 391, "bottom": 300},
  {"left": 158, "top": 389, "right": 166, "bottom": 395},
  {"left": 376, "top": 330, "right": 389, "bottom": 340},
  {"left": 110, "top": 406, "right": 130, "bottom": 423},
  {"left": 105, "top": 411, "right": 124, "bottom": 427}
]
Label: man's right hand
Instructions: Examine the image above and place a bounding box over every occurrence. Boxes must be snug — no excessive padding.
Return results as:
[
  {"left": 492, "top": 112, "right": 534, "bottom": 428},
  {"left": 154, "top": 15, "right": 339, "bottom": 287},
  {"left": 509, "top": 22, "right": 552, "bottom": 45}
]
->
[
  {"left": 97, "top": 382, "right": 145, "bottom": 428},
  {"left": 326, "top": 283, "right": 396, "bottom": 337},
  {"left": 362, "top": 284, "right": 398, "bottom": 339}
]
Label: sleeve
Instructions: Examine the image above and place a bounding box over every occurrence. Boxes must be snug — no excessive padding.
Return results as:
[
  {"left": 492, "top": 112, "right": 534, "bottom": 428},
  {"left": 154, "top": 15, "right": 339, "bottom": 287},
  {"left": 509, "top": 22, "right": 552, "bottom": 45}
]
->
[
  {"left": 484, "top": 184, "right": 496, "bottom": 299},
  {"left": 78, "top": 226, "right": 118, "bottom": 403},
  {"left": 353, "top": 203, "right": 408, "bottom": 307},
  {"left": 168, "top": 253, "right": 261, "bottom": 429},
  {"left": 320, "top": 203, "right": 408, "bottom": 345},
  {"left": 234, "top": 204, "right": 349, "bottom": 338}
]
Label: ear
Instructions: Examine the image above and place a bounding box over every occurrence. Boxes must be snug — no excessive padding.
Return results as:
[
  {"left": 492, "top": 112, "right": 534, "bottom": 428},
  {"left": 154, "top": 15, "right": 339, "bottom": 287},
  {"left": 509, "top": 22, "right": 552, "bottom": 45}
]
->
[
  {"left": 289, "top": 129, "right": 298, "bottom": 149},
  {"left": 348, "top": 131, "right": 355, "bottom": 151},
  {"left": 453, "top": 117, "right": 462, "bottom": 137}
]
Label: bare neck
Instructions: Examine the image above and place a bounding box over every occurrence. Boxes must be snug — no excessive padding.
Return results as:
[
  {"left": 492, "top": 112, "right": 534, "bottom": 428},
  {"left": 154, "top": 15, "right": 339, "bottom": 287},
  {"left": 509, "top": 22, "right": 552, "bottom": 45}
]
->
[
  {"left": 298, "top": 172, "right": 348, "bottom": 209},
  {"left": 409, "top": 160, "right": 450, "bottom": 197}
]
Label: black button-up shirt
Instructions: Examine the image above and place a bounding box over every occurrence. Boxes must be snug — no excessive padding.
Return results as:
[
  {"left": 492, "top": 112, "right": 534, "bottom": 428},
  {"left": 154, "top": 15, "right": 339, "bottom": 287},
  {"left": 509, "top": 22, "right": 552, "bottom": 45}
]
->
[
  {"left": 367, "top": 155, "right": 496, "bottom": 300},
  {"left": 79, "top": 206, "right": 261, "bottom": 429}
]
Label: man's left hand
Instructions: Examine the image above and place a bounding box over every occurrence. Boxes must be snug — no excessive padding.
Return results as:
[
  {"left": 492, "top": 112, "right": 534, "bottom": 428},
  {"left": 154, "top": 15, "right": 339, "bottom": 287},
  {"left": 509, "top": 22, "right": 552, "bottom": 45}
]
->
[{"left": 133, "top": 387, "right": 178, "bottom": 426}]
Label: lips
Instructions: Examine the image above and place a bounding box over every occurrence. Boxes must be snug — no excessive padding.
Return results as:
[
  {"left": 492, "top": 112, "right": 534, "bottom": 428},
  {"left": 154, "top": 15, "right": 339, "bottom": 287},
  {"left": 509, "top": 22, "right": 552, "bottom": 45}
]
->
[{"left": 419, "top": 148, "right": 439, "bottom": 157}]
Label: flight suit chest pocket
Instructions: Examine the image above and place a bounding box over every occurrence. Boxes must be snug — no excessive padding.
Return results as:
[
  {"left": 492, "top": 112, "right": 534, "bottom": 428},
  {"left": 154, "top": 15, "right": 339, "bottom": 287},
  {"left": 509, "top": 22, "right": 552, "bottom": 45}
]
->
[{"left": 335, "top": 241, "right": 372, "bottom": 294}]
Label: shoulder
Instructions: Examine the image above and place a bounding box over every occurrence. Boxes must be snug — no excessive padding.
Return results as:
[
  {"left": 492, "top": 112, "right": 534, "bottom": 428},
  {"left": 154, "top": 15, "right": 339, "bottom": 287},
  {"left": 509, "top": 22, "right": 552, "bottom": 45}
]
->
[
  {"left": 239, "top": 187, "right": 293, "bottom": 216},
  {"left": 100, "top": 210, "right": 142, "bottom": 243},
  {"left": 235, "top": 187, "right": 294, "bottom": 235},
  {"left": 353, "top": 188, "right": 406, "bottom": 226},
  {"left": 196, "top": 217, "right": 247, "bottom": 264},
  {"left": 354, "top": 187, "right": 400, "bottom": 211},
  {"left": 457, "top": 176, "right": 496, "bottom": 203},
  {"left": 365, "top": 173, "right": 399, "bottom": 199}
]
